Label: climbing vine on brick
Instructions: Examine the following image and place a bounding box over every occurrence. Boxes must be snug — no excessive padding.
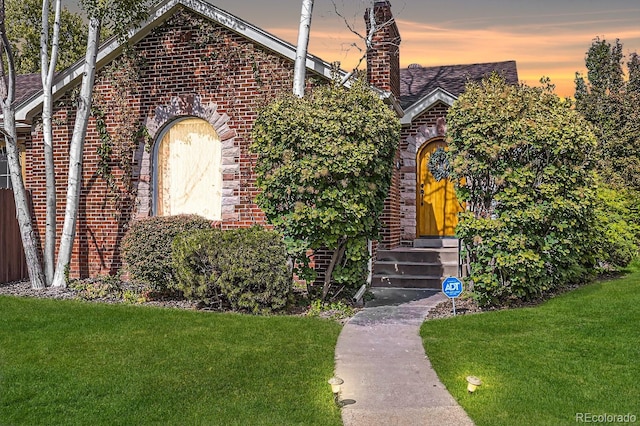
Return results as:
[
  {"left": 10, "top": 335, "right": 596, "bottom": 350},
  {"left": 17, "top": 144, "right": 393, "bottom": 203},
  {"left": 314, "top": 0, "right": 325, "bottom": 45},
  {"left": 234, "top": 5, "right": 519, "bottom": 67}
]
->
[
  {"left": 159, "top": 10, "right": 306, "bottom": 111},
  {"left": 93, "top": 48, "right": 150, "bottom": 213}
]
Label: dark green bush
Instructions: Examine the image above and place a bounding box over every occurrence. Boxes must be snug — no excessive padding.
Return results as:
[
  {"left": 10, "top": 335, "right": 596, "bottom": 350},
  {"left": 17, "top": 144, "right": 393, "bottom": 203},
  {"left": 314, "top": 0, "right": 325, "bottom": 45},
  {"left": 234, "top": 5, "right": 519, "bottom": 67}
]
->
[
  {"left": 251, "top": 78, "right": 400, "bottom": 300},
  {"left": 172, "top": 227, "right": 292, "bottom": 314},
  {"left": 171, "top": 228, "right": 224, "bottom": 306},
  {"left": 121, "top": 215, "right": 212, "bottom": 291}
]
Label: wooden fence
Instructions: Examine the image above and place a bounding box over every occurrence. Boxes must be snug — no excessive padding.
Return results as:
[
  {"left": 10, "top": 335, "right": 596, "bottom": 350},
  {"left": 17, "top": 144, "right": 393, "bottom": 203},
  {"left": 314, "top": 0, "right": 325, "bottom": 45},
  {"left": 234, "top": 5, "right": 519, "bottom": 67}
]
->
[{"left": 0, "top": 189, "right": 29, "bottom": 283}]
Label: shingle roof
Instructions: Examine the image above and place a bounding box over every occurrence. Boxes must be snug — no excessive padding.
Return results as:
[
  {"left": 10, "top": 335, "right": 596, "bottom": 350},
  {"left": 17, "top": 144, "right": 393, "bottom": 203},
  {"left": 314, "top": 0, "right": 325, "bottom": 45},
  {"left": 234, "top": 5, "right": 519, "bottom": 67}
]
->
[
  {"left": 399, "top": 60, "right": 518, "bottom": 109},
  {"left": 15, "top": 74, "right": 42, "bottom": 106}
]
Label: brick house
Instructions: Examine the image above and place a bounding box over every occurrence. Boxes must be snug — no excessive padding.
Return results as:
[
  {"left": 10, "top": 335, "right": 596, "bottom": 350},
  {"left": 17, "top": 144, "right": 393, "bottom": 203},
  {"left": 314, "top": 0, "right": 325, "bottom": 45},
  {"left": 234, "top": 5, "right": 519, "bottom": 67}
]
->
[{"left": 9, "top": 0, "right": 517, "bottom": 286}]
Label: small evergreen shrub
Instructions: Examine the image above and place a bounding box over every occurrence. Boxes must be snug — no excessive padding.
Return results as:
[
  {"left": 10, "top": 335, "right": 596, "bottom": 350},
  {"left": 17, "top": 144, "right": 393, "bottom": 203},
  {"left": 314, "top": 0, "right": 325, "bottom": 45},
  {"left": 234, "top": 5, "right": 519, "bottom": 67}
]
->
[
  {"left": 121, "top": 215, "right": 212, "bottom": 291},
  {"left": 171, "top": 228, "right": 224, "bottom": 306},
  {"left": 172, "top": 227, "right": 292, "bottom": 314}
]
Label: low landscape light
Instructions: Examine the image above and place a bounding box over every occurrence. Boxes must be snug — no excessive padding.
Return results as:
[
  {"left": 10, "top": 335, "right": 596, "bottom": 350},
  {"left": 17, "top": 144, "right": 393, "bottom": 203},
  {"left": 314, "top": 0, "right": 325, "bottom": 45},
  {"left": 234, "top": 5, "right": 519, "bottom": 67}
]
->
[
  {"left": 466, "top": 376, "right": 482, "bottom": 393},
  {"left": 328, "top": 376, "right": 344, "bottom": 395}
]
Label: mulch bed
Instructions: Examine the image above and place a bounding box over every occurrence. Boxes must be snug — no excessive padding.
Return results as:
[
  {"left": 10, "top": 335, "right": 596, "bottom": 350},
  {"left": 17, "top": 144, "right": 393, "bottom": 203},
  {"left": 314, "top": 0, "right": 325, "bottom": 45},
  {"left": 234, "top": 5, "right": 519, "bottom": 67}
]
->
[
  {"left": 2, "top": 278, "right": 597, "bottom": 320},
  {"left": 425, "top": 280, "right": 594, "bottom": 320},
  {"left": 0, "top": 280, "right": 198, "bottom": 310},
  {"left": 426, "top": 297, "right": 484, "bottom": 319}
]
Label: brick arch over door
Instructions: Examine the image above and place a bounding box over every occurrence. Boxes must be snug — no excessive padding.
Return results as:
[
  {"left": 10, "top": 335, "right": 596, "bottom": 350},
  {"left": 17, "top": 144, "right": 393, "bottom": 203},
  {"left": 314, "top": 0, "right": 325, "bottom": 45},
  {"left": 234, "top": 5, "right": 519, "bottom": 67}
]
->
[
  {"left": 133, "top": 94, "right": 240, "bottom": 220},
  {"left": 409, "top": 117, "right": 447, "bottom": 153},
  {"left": 407, "top": 117, "right": 463, "bottom": 237},
  {"left": 401, "top": 117, "right": 447, "bottom": 241}
]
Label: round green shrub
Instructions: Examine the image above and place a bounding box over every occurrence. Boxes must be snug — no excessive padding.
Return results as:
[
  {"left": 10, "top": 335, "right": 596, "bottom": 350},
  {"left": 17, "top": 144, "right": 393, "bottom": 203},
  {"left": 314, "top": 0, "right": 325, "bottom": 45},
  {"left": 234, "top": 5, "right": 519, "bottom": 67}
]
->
[
  {"left": 121, "top": 215, "right": 212, "bottom": 291},
  {"left": 172, "top": 226, "right": 292, "bottom": 314}
]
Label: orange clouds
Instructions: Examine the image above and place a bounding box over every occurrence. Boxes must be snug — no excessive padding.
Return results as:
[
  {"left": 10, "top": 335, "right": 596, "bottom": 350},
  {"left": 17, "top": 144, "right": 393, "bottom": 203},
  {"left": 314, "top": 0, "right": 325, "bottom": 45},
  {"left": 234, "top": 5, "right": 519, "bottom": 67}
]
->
[{"left": 267, "top": 8, "right": 640, "bottom": 98}]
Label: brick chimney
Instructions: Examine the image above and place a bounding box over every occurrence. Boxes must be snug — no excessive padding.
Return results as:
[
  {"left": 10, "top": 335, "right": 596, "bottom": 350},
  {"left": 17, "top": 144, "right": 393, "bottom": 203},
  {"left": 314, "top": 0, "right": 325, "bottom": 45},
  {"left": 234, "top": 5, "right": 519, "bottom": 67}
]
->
[{"left": 365, "top": 1, "right": 401, "bottom": 99}]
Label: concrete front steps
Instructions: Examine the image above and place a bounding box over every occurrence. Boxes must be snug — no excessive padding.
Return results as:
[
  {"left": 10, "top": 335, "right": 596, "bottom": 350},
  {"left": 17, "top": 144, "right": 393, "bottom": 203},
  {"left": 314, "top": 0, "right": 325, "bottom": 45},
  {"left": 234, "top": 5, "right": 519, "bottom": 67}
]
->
[{"left": 372, "top": 239, "right": 461, "bottom": 290}]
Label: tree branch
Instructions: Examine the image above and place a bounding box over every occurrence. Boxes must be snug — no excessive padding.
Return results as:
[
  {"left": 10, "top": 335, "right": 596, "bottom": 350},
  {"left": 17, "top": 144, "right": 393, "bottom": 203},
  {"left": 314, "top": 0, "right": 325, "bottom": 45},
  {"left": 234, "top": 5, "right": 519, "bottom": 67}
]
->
[{"left": 333, "top": 0, "right": 400, "bottom": 85}]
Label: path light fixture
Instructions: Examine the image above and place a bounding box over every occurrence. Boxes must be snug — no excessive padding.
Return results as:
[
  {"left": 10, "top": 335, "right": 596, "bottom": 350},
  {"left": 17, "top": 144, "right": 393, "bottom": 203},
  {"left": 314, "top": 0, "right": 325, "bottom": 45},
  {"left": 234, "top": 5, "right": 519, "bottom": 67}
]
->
[
  {"left": 328, "top": 376, "right": 344, "bottom": 405},
  {"left": 466, "top": 376, "right": 482, "bottom": 393}
]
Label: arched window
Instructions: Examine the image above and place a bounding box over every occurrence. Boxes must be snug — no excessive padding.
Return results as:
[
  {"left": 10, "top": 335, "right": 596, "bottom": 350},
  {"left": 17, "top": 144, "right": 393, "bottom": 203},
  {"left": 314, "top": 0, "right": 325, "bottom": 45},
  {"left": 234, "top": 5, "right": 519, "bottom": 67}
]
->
[{"left": 153, "top": 117, "right": 222, "bottom": 220}]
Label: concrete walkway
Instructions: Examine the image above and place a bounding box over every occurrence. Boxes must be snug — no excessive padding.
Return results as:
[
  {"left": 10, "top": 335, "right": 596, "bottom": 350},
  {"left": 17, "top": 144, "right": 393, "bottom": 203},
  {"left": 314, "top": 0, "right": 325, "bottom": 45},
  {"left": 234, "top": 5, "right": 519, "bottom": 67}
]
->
[{"left": 335, "top": 288, "right": 474, "bottom": 426}]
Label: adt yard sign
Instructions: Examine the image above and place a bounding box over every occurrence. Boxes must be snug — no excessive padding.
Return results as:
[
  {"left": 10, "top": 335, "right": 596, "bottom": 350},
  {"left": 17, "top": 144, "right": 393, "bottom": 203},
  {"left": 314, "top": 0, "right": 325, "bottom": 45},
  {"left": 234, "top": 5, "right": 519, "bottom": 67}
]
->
[
  {"left": 442, "top": 277, "right": 463, "bottom": 315},
  {"left": 442, "top": 276, "right": 463, "bottom": 298}
]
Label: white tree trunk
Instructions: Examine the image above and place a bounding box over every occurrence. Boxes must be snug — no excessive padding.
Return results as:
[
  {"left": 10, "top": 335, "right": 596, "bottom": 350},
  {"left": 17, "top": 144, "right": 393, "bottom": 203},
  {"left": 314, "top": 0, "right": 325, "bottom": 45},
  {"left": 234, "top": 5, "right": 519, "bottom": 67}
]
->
[
  {"left": 2, "top": 125, "right": 46, "bottom": 290},
  {"left": 41, "top": 0, "right": 62, "bottom": 285},
  {"left": 0, "top": 8, "right": 46, "bottom": 289},
  {"left": 292, "top": 0, "right": 313, "bottom": 97},
  {"left": 51, "top": 16, "right": 101, "bottom": 288}
]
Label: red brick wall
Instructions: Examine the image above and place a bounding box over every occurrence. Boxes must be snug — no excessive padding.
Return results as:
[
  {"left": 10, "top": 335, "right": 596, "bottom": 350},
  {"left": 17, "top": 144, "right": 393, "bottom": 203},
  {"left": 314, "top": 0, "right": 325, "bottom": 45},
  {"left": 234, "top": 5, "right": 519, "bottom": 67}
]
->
[
  {"left": 365, "top": 1, "right": 401, "bottom": 99},
  {"left": 25, "top": 8, "right": 313, "bottom": 278},
  {"left": 366, "top": 1, "right": 402, "bottom": 250},
  {"left": 24, "top": 5, "right": 413, "bottom": 282},
  {"left": 379, "top": 150, "right": 401, "bottom": 249}
]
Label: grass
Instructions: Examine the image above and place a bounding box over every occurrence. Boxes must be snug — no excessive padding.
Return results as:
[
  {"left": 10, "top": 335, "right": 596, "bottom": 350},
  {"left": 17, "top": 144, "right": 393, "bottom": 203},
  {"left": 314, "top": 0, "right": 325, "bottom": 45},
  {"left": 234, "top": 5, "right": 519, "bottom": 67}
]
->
[
  {"left": 0, "top": 297, "right": 342, "bottom": 425},
  {"left": 421, "top": 265, "right": 640, "bottom": 426}
]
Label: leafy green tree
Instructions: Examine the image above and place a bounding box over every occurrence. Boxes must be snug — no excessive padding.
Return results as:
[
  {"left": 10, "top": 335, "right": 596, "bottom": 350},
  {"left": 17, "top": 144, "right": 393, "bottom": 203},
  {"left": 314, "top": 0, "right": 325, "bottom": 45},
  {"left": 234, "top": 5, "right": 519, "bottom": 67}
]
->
[
  {"left": 575, "top": 38, "right": 640, "bottom": 190},
  {"left": 447, "top": 74, "right": 599, "bottom": 306},
  {"left": 52, "top": 0, "right": 150, "bottom": 287},
  {"left": 591, "top": 180, "right": 640, "bottom": 268},
  {"left": 6, "top": 0, "right": 87, "bottom": 74},
  {"left": 251, "top": 78, "right": 400, "bottom": 300},
  {"left": 574, "top": 38, "right": 640, "bottom": 264}
]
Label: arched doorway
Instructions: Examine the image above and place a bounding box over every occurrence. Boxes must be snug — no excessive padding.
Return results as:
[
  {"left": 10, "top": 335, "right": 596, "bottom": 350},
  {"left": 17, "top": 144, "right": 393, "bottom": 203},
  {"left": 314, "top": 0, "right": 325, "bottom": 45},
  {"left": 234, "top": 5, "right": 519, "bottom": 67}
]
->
[
  {"left": 153, "top": 117, "right": 222, "bottom": 220},
  {"left": 416, "top": 138, "right": 463, "bottom": 237}
]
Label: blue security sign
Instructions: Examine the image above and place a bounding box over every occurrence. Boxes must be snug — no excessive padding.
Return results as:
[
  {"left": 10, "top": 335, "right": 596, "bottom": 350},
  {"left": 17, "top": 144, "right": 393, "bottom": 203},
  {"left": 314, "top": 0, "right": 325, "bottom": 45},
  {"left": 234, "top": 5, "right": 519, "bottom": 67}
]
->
[{"left": 442, "top": 276, "right": 463, "bottom": 298}]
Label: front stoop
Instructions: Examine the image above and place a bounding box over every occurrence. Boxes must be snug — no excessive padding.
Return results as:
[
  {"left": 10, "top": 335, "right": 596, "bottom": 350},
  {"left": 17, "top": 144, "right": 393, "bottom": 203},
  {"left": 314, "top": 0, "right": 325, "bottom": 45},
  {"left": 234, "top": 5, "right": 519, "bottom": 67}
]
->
[{"left": 372, "top": 239, "right": 462, "bottom": 289}]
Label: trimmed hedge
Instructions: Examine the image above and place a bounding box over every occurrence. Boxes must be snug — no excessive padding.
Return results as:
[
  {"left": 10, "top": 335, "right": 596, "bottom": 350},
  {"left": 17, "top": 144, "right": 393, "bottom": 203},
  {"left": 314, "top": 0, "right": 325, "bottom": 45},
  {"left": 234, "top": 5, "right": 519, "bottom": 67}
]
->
[
  {"left": 121, "top": 215, "right": 212, "bottom": 291},
  {"left": 172, "top": 227, "right": 292, "bottom": 314}
]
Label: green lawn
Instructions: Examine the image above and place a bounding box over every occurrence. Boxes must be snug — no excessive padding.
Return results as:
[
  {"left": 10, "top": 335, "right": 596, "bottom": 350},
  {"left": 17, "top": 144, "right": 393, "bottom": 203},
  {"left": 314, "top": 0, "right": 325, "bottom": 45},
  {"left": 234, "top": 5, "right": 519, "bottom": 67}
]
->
[
  {"left": 0, "top": 297, "right": 342, "bottom": 425},
  {"left": 421, "top": 267, "right": 640, "bottom": 426}
]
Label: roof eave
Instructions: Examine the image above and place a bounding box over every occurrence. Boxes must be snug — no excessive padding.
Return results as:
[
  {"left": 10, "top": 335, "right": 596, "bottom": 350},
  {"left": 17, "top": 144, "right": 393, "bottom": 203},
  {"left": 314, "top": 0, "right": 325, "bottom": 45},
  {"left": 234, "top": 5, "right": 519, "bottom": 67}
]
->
[
  {"left": 381, "top": 91, "right": 404, "bottom": 118},
  {"left": 369, "top": 86, "right": 404, "bottom": 118},
  {"left": 15, "top": 0, "right": 346, "bottom": 122},
  {"left": 400, "top": 87, "right": 457, "bottom": 125}
]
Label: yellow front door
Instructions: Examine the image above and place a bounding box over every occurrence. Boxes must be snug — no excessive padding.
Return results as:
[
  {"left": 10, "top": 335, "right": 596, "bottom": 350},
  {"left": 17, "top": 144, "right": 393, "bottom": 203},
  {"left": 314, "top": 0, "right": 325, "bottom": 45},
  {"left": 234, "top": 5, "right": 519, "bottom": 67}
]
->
[{"left": 417, "top": 139, "right": 463, "bottom": 237}]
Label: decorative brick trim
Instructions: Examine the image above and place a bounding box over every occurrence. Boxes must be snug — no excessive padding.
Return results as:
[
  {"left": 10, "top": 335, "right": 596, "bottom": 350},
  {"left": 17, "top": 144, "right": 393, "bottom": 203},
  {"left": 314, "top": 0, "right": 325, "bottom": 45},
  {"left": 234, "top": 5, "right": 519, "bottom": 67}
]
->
[
  {"left": 407, "top": 117, "right": 447, "bottom": 154},
  {"left": 134, "top": 94, "right": 239, "bottom": 219}
]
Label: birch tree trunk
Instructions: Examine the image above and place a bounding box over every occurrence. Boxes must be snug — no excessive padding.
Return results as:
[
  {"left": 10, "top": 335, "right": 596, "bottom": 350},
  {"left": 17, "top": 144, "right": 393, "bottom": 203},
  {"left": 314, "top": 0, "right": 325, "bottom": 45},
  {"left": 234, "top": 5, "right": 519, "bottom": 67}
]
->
[
  {"left": 51, "top": 16, "right": 101, "bottom": 288},
  {"left": 41, "top": 0, "right": 62, "bottom": 285},
  {"left": 0, "top": 0, "right": 46, "bottom": 289},
  {"left": 292, "top": 0, "right": 313, "bottom": 97}
]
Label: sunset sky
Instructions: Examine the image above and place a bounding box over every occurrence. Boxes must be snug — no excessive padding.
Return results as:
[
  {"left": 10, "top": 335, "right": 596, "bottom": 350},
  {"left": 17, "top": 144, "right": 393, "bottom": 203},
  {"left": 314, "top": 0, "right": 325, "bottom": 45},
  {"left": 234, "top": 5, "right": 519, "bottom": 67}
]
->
[{"left": 209, "top": 0, "right": 640, "bottom": 97}]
